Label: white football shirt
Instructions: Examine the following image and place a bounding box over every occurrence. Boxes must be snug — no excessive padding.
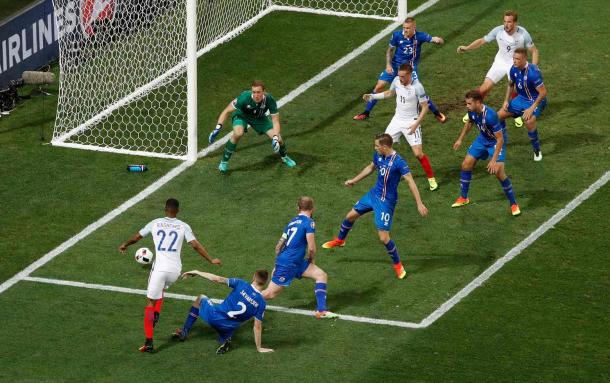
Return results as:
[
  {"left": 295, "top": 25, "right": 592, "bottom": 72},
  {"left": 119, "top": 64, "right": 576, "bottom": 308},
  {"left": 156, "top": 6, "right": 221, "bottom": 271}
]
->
[
  {"left": 390, "top": 77, "right": 427, "bottom": 119},
  {"left": 485, "top": 25, "right": 534, "bottom": 65},
  {"left": 139, "top": 217, "right": 195, "bottom": 273}
]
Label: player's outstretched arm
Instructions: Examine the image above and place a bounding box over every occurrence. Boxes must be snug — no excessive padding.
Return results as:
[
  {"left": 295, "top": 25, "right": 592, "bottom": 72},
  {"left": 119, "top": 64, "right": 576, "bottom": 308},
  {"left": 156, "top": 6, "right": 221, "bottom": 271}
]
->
[
  {"left": 189, "top": 240, "right": 221, "bottom": 265},
  {"left": 457, "top": 38, "right": 486, "bottom": 53},
  {"left": 487, "top": 131, "right": 504, "bottom": 175},
  {"left": 431, "top": 36, "right": 444, "bottom": 44},
  {"left": 363, "top": 90, "right": 395, "bottom": 102},
  {"left": 217, "top": 100, "right": 237, "bottom": 125},
  {"left": 210, "top": 101, "right": 237, "bottom": 143},
  {"left": 118, "top": 233, "right": 143, "bottom": 253},
  {"left": 453, "top": 120, "right": 473, "bottom": 150},
  {"left": 385, "top": 46, "right": 396, "bottom": 74},
  {"left": 306, "top": 233, "right": 316, "bottom": 263},
  {"left": 345, "top": 163, "right": 375, "bottom": 187},
  {"left": 502, "top": 82, "right": 514, "bottom": 112},
  {"left": 253, "top": 319, "right": 274, "bottom": 353},
  {"left": 408, "top": 99, "right": 429, "bottom": 134},
  {"left": 181, "top": 270, "right": 227, "bottom": 284},
  {"left": 403, "top": 173, "right": 429, "bottom": 217},
  {"left": 524, "top": 83, "right": 547, "bottom": 121},
  {"left": 275, "top": 234, "right": 287, "bottom": 256},
  {"left": 271, "top": 113, "right": 281, "bottom": 134},
  {"left": 529, "top": 45, "right": 539, "bottom": 65}
]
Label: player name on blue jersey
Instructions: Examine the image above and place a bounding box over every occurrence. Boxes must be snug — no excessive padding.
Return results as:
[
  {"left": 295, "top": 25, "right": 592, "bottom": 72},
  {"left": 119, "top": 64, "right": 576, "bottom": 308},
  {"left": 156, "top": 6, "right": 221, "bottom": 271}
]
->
[{"left": 276, "top": 214, "right": 315, "bottom": 266}]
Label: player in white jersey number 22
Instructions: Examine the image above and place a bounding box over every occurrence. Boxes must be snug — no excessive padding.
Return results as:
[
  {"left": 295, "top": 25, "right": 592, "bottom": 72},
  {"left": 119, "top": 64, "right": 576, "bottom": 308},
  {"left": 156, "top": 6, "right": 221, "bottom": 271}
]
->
[{"left": 118, "top": 198, "right": 221, "bottom": 353}]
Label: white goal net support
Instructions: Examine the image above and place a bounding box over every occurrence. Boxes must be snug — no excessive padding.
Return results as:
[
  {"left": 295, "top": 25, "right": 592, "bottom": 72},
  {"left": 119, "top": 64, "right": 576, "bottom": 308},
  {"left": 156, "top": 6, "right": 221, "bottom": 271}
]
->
[{"left": 51, "top": 0, "right": 407, "bottom": 161}]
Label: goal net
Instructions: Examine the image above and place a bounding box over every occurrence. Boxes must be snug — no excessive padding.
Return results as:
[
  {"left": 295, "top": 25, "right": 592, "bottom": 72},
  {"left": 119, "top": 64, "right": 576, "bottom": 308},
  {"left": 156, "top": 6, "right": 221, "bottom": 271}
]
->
[{"left": 51, "top": 0, "right": 406, "bottom": 160}]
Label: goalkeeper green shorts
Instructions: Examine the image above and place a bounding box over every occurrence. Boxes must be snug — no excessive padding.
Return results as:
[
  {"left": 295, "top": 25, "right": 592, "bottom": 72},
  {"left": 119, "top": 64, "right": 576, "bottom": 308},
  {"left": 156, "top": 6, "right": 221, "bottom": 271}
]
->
[{"left": 232, "top": 114, "right": 273, "bottom": 135}]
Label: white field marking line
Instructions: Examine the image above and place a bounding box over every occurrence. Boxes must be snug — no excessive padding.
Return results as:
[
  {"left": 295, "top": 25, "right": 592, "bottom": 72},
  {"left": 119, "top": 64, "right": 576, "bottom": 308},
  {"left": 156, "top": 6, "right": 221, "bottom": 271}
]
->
[
  {"left": 22, "top": 276, "right": 424, "bottom": 328},
  {"left": 0, "top": 0, "right": 440, "bottom": 295},
  {"left": 16, "top": 174, "right": 610, "bottom": 330},
  {"left": 419, "top": 170, "right": 610, "bottom": 328}
]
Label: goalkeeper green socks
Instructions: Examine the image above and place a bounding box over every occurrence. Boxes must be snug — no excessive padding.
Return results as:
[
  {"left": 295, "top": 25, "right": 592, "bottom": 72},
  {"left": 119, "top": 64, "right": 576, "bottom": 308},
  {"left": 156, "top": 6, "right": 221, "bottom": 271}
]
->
[{"left": 223, "top": 141, "right": 237, "bottom": 162}]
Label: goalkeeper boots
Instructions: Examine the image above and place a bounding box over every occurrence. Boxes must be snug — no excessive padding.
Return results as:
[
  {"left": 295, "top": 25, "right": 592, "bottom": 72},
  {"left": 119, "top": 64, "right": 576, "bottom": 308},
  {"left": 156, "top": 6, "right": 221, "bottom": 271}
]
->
[
  {"left": 462, "top": 113, "right": 470, "bottom": 123},
  {"left": 322, "top": 238, "right": 345, "bottom": 249},
  {"left": 428, "top": 177, "right": 438, "bottom": 191},
  {"left": 218, "top": 161, "right": 229, "bottom": 173},
  {"left": 281, "top": 156, "right": 296, "bottom": 168}
]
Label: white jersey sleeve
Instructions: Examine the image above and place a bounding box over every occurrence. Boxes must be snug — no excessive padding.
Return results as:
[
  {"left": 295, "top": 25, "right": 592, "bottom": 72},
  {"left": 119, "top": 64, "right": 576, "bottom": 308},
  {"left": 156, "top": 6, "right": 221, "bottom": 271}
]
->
[
  {"left": 413, "top": 82, "right": 427, "bottom": 103},
  {"left": 520, "top": 27, "right": 534, "bottom": 48},
  {"left": 183, "top": 223, "right": 195, "bottom": 243},
  {"left": 139, "top": 221, "right": 154, "bottom": 237},
  {"left": 484, "top": 25, "right": 503, "bottom": 43},
  {"left": 389, "top": 76, "right": 399, "bottom": 91}
]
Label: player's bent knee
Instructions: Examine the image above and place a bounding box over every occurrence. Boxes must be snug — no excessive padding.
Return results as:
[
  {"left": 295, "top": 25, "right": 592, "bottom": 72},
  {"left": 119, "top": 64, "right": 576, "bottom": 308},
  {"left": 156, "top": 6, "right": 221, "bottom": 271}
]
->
[
  {"left": 377, "top": 231, "right": 390, "bottom": 243},
  {"left": 317, "top": 270, "right": 328, "bottom": 282}
]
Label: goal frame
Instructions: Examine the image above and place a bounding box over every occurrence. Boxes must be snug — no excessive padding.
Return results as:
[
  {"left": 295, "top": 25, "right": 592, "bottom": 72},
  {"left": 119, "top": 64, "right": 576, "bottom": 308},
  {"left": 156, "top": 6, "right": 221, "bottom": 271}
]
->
[{"left": 51, "top": 0, "right": 408, "bottom": 162}]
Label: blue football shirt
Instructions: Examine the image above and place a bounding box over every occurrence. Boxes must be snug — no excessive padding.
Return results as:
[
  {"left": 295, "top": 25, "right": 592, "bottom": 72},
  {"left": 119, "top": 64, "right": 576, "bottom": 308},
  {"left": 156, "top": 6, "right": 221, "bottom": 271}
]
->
[
  {"left": 371, "top": 151, "right": 411, "bottom": 204},
  {"left": 275, "top": 214, "right": 315, "bottom": 266},
  {"left": 389, "top": 30, "right": 433, "bottom": 69},
  {"left": 467, "top": 105, "right": 506, "bottom": 146},
  {"left": 509, "top": 63, "right": 544, "bottom": 101},
  {"left": 213, "top": 278, "right": 266, "bottom": 327}
]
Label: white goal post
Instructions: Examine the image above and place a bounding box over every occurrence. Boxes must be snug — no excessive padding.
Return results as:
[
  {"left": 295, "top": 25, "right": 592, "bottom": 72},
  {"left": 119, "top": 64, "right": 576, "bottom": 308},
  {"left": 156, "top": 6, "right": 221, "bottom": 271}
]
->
[{"left": 51, "top": 0, "right": 408, "bottom": 161}]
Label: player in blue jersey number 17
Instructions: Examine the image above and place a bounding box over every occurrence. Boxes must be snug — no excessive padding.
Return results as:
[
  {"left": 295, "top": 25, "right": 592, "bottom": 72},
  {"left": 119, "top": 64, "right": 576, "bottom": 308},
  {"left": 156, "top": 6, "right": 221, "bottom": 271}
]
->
[
  {"left": 323, "top": 134, "right": 428, "bottom": 279},
  {"left": 262, "top": 196, "right": 338, "bottom": 319}
]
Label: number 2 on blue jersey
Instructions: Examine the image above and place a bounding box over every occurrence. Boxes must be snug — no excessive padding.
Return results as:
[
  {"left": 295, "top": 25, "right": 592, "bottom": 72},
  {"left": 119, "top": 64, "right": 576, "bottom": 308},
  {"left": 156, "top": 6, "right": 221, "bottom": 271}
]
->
[
  {"left": 156, "top": 229, "right": 178, "bottom": 252},
  {"left": 227, "top": 301, "right": 247, "bottom": 318}
]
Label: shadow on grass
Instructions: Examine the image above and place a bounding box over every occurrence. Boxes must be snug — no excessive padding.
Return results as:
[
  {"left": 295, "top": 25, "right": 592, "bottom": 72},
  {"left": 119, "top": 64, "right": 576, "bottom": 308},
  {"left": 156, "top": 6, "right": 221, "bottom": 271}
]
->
[{"left": 409, "top": 252, "right": 495, "bottom": 276}]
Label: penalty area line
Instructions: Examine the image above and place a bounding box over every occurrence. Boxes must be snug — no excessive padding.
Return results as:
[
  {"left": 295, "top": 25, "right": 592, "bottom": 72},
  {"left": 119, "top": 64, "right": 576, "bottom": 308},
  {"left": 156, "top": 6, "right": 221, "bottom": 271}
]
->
[
  {"left": 22, "top": 276, "right": 423, "bottom": 329},
  {"left": 419, "top": 170, "right": 610, "bottom": 328}
]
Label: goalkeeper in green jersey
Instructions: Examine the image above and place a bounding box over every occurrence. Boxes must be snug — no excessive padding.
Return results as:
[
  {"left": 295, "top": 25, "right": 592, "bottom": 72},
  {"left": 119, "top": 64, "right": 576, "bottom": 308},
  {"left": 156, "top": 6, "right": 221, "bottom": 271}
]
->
[{"left": 209, "top": 80, "right": 296, "bottom": 173}]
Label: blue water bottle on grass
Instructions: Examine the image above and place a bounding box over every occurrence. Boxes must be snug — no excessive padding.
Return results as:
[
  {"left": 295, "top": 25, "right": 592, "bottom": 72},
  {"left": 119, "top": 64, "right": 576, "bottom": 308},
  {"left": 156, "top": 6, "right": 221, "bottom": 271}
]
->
[{"left": 127, "top": 164, "right": 147, "bottom": 172}]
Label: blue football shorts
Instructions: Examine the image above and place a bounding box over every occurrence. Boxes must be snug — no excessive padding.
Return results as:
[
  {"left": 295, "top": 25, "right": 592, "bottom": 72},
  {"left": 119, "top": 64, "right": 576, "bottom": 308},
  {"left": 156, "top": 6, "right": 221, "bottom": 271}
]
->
[
  {"left": 508, "top": 95, "right": 547, "bottom": 118},
  {"left": 353, "top": 191, "right": 396, "bottom": 231},
  {"left": 271, "top": 258, "right": 310, "bottom": 287}
]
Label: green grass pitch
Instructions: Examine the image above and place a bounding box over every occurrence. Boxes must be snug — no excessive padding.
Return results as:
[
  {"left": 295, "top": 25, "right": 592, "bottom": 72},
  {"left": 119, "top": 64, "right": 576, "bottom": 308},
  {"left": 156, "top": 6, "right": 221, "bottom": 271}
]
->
[{"left": 0, "top": 0, "right": 608, "bottom": 381}]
